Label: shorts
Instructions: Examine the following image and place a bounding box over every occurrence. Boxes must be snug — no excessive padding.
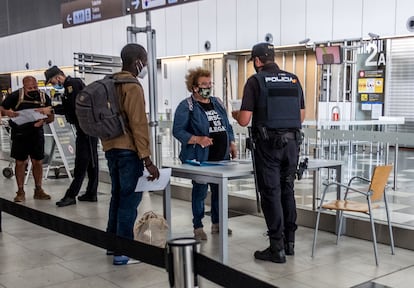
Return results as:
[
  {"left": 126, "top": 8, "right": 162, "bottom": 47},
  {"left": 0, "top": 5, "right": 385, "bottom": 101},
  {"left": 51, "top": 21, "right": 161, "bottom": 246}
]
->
[{"left": 10, "top": 128, "right": 45, "bottom": 161}]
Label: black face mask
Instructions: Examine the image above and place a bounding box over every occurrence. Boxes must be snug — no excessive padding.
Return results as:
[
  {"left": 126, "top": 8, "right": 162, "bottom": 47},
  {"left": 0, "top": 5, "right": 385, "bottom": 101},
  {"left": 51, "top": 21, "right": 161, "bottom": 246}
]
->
[
  {"left": 27, "top": 91, "right": 40, "bottom": 98},
  {"left": 253, "top": 63, "right": 261, "bottom": 73}
]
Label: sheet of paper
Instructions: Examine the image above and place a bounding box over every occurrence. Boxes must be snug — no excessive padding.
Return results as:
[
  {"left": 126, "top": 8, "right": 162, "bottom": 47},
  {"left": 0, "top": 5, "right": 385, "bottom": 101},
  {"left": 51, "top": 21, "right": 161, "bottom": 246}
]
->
[
  {"left": 202, "top": 160, "right": 239, "bottom": 166},
  {"left": 185, "top": 159, "right": 239, "bottom": 166},
  {"left": 371, "top": 103, "right": 383, "bottom": 119},
  {"left": 135, "top": 168, "right": 171, "bottom": 192},
  {"left": 10, "top": 108, "right": 47, "bottom": 126}
]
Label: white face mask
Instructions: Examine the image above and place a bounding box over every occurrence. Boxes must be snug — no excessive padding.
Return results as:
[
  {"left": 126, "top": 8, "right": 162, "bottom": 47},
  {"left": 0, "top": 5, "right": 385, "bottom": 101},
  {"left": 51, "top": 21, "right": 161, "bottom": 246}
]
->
[
  {"left": 138, "top": 66, "right": 148, "bottom": 79},
  {"left": 136, "top": 60, "right": 148, "bottom": 79}
]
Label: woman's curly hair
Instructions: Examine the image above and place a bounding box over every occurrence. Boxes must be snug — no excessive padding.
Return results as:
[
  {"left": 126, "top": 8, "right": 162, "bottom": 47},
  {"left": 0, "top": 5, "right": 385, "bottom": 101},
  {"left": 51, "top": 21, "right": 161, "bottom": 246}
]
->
[{"left": 185, "top": 67, "right": 211, "bottom": 92}]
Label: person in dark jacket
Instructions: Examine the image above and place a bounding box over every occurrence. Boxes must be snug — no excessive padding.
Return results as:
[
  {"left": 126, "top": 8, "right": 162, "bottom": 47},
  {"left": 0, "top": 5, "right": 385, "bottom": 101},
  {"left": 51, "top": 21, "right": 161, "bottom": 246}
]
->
[
  {"left": 173, "top": 67, "right": 237, "bottom": 241},
  {"left": 43, "top": 66, "right": 99, "bottom": 207}
]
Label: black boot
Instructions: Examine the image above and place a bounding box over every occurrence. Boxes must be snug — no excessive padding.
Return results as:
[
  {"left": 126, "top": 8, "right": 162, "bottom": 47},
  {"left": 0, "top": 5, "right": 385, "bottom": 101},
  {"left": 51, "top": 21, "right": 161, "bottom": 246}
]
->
[
  {"left": 285, "top": 241, "right": 295, "bottom": 256},
  {"left": 56, "top": 190, "right": 76, "bottom": 207},
  {"left": 254, "top": 239, "right": 286, "bottom": 263}
]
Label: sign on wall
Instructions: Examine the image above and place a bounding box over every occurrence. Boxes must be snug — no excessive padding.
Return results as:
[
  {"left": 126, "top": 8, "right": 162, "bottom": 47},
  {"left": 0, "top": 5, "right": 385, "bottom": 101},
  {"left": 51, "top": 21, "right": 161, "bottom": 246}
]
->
[
  {"left": 128, "top": 0, "right": 200, "bottom": 14},
  {"left": 61, "top": 0, "right": 125, "bottom": 28},
  {"left": 356, "top": 41, "right": 387, "bottom": 120},
  {"left": 61, "top": 0, "right": 201, "bottom": 28}
]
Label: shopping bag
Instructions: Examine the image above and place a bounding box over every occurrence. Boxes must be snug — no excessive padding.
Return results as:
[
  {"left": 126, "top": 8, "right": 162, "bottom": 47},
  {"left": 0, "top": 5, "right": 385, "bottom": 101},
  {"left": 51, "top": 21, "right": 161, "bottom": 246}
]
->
[{"left": 134, "top": 211, "right": 169, "bottom": 248}]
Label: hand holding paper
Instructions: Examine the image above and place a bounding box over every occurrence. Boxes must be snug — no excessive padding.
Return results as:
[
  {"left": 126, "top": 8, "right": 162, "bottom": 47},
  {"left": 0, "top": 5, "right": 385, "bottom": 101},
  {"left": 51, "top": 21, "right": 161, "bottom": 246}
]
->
[
  {"left": 9, "top": 109, "right": 47, "bottom": 126},
  {"left": 135, "top": 168, "right": 171, "bottom": 192}
]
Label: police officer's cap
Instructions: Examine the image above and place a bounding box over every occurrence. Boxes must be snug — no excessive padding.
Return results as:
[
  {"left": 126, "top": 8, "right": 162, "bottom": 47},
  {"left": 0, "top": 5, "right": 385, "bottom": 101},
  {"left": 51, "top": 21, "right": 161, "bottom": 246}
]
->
[
  {"left": 44, "top": 66, "right": 63, "bottom": 84},
  {"left": 249, "top": 42, "right": 275, "bottom": 62}
]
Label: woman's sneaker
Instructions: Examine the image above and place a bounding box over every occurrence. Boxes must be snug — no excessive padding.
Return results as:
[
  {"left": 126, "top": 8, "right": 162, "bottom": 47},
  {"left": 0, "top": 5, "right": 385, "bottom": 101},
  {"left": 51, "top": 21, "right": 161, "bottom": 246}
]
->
[
  {"left": 193, "top": 228, "right": 207, "bottom": 240},
  {"left": 211, "top": 223, "right": 232, "bottom": 235}
]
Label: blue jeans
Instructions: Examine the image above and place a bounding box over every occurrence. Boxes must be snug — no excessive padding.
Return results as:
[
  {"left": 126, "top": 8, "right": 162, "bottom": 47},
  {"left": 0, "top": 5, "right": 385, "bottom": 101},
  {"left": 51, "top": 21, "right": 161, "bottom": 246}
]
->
[
  {"left": 192, "top": 181, "right": 219, "bottom": 229},
  {"left": 105, "top": 149, "right": 143, "bottom": 240}
]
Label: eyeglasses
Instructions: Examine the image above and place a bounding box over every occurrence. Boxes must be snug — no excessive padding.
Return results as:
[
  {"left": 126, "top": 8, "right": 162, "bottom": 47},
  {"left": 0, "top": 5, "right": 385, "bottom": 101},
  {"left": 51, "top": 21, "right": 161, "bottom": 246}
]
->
[{"left": 197, "top": 82, "right": 214, "bottom": 88}]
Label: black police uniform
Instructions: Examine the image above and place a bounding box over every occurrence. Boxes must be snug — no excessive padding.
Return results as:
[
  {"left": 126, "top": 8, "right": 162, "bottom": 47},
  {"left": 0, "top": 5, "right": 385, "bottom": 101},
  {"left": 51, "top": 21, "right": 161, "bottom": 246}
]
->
[
  {"left": 55, "top": 76, "right": 99, "bottom": 205},
  {"left": 242, "top": 62, "right": 305, "bottom": 255},
  {"left": 1, "top": 89, "right": 51, "bottom": 161}
]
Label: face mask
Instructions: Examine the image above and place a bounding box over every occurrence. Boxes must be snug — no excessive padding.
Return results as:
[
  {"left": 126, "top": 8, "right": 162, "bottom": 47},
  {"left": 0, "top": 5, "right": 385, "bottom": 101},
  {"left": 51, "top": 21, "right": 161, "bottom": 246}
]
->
[
  {"left": 53, "top": 84, "right": 64, "bottom": 90},
  {"left": 137, "top": 66, "right": 148, "bottom": 79},
  {"left": 198, "top": 87, "right": 211, "bottom": 99},
  {"left": 253, "top": 63, "right": 260, "bottom": 73},
  {"left": 27, "top": 90, "right": 40, "bottom": 98},
  {"left": 136, "top": 60, "right": 148, "bottom": 79}
]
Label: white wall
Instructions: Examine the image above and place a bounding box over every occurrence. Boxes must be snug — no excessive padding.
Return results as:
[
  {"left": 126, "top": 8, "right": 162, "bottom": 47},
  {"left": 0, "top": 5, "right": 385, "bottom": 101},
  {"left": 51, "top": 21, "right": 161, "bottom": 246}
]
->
[{"left": 1, "top": 0, "right": 413, "bottom": 74}]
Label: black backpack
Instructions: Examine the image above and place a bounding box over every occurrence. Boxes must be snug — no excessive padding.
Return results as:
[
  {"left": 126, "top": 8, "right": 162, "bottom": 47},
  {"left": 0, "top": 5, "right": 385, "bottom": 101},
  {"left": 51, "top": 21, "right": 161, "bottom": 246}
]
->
[{"left": 75, "top": 75, "right": 138, "bottom": 140}]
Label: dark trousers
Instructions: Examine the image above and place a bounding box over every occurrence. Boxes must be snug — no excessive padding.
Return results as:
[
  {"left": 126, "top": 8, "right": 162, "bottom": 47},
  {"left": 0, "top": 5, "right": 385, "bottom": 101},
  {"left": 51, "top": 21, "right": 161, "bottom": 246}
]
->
[
  {"left": 65, "top": 130, "right": 99, "bottom": 198},
  {"left": 191, "top": 182, "right": 219, "bottom": 229},
  {"left": 105, "top": 149, "right": 144, "bottom": 240},
  {"left": 254, "top": 137, "right": 298, "bottom": 242}
]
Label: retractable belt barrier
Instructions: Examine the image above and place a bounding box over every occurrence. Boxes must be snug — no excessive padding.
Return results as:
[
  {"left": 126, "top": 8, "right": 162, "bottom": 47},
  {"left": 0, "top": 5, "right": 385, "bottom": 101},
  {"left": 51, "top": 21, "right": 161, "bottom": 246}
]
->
[{"left": 0, "top": 197, "right": 278, "bottom": 288}]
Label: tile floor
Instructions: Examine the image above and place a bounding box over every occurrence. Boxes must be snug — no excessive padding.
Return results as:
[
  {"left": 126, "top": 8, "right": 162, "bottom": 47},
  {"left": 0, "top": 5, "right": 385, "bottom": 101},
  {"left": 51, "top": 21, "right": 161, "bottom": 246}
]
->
[{"left": 1, "top": 154, "right": 414, "bottom": 288}]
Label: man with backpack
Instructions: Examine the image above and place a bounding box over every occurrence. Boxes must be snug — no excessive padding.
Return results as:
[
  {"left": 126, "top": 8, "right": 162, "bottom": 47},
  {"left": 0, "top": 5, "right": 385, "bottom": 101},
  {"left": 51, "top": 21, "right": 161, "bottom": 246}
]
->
[
  {"left": 101, "top": 43, "right": 160, "bottom": 265},
  {"left": 43, "top": 66, "right": 99, "bottom": 207},
  {"left": 0, "top": 76, "right": 54, "bottom": 202}
]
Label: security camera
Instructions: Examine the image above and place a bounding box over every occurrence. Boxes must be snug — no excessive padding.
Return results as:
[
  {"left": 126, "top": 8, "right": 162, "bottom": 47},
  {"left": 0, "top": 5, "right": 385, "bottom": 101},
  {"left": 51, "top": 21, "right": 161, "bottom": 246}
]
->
[
  {"left": 407, "top": 16, "right": 414, "bottom": 32},
  {"left": 204, "top": 40, "right": 211, "bottom": 51},
  {"left": 368, "top": 32, "right": 380, "bottom": 39},
  {"left": 264, "top": 33, "right": 273, "bottom": 43},
  {"left": 299, "top": 38, "right": 310, "bottom": 44}
]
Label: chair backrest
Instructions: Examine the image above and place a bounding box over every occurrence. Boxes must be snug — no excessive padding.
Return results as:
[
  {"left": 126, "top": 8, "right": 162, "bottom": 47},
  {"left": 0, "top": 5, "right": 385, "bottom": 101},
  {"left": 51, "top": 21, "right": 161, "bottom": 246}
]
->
[{"left": 369, "top": 165, "right": 393, "bottom": 201}]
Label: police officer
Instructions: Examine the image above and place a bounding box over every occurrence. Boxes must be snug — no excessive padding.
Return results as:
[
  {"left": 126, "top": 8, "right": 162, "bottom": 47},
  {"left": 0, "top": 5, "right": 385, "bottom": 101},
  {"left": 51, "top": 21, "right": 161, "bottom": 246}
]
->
[
  {"left": 44, "top": 66, "right": 99, "bottom": 207},
  {"left": 232, "top": 43, "right": 305, "bottom": 263}
]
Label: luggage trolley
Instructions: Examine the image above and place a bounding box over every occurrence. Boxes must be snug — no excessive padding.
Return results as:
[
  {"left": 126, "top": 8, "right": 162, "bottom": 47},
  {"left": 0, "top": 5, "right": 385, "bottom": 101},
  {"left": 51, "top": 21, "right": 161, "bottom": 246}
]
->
[
  {"left": 0, "top": 117, "right": 14, "bottom": 178},
  {"left": 0, "top": 117, "right": 15, "bottom": 178},
  {"left": 1, "top": 116, "right": 72, "bottom": 182}
]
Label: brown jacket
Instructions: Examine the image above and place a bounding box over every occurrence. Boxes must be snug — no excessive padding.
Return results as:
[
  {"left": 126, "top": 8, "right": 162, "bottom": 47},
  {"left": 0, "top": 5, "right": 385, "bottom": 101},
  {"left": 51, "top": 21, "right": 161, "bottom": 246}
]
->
[{"left": 101, "top": 71, "right": 151, "bottom": 159}]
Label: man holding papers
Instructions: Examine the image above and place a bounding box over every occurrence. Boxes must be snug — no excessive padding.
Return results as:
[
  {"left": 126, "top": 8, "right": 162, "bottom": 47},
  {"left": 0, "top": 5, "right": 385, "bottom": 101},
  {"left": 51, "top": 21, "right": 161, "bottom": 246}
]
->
[
  {"left": 101, "top": 43, "right": 160, "bottom": 265},
  {"left": 0, "top": 76, "right": 54, "bottom": 202}
]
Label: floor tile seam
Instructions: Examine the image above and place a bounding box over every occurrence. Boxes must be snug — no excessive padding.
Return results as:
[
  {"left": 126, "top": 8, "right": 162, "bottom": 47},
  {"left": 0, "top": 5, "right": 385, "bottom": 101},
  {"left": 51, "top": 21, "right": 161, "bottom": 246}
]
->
[
  {"left": 282, "top": 269, "right": 348, "bottom": 288},
  {"left": 230, "top": 264, "right": 285, "bottom": 285},
  {"left": 282, "top": 273, "right": 330, "bottom": 288},
  {"left": 265, "top": 264, "right": 320, "bottom": 282},
  {"left": 370, "top": 263, "right": 414, "bottom": 281},
  {"left": 351, "top": 264, "right": 414, "bottom": 288}
]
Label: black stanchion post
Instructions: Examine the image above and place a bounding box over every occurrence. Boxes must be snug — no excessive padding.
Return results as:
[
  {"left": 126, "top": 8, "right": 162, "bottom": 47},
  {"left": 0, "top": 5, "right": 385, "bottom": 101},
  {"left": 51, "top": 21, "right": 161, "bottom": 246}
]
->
[{"left": 167, "top": 237, "right": 200, "bottom": 288}]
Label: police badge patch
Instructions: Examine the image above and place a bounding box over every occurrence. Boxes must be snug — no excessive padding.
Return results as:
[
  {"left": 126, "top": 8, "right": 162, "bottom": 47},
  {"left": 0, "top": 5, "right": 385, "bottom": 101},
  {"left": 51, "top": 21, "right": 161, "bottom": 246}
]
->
[{"left": 67, "top": 86, "right": 73, "bottom": 93}]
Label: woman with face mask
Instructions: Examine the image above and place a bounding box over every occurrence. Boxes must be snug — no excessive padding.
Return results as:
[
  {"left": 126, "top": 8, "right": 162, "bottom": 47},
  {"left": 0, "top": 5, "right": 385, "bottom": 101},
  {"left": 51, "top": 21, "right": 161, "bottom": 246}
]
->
[{"left": 172, "top": 67, "right": 238, "bottom": 241}]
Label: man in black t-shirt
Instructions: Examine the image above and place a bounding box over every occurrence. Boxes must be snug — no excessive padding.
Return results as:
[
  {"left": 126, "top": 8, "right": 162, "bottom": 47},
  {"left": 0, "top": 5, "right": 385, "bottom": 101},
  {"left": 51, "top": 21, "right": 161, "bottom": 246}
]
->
[{"left": 0, "top": 76, "right": 54, "bottom": 202}]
